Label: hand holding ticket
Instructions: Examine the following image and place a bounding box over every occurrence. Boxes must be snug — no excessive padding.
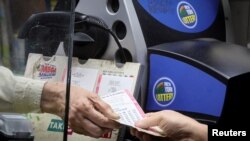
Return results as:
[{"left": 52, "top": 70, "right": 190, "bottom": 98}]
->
[{"left": 100, "top": 89, "right": 166, "bottom": 137}]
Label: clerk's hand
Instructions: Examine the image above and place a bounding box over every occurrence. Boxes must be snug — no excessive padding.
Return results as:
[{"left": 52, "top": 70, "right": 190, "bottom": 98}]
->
[
  {"left": 130, "top": 110, "right": 207, "bottom": 141},
  {"left": 41, "top": 82, "right": 120, "bottom": 138}
]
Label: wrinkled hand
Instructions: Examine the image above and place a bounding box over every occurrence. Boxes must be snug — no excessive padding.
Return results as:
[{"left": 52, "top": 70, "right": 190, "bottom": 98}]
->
[
  {"left": 130, "top": 110, "right": 207, "bottom": 141},
  {"left": 41, "top": 82, "right": 120, "bottom": 138}
]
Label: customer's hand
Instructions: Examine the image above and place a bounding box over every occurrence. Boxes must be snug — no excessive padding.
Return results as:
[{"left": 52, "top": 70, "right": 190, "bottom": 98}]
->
[
  {"left": 131, "top": 110, "right": 207, "bottom": 141},
  {"left": 41, "top": 82, "right": 120, "bottom": 138}
]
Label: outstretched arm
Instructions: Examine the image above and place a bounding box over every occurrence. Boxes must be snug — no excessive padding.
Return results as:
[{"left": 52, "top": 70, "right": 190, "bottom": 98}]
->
[{"left": 0, "top": 66, "right": 120, "bottom": 137}]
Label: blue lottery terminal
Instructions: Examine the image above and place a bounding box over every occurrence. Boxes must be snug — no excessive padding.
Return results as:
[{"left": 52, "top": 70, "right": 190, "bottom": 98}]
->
[{"left": 145, "top": 38, "right": 250, "bottom": 127}]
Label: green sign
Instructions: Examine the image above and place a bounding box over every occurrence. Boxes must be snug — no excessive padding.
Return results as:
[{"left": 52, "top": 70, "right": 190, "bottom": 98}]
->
[{"left": 47, "top": 119, "right": 64, "bottom": 132}]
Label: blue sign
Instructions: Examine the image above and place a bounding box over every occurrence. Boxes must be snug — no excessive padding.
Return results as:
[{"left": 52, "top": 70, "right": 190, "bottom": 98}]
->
[
  {"left": 138, "top": 0, "right": 220, "bottom": 33},
  {"left": 146, "top": 54, "right": 227, "bottom": 117}
]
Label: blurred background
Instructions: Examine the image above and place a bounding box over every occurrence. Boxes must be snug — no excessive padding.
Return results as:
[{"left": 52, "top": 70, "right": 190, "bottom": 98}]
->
[{"left": 0, "top": 0, "right": 58, "bottom": 74}]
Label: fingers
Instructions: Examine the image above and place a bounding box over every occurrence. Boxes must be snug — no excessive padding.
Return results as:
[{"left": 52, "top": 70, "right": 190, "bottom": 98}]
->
[
  {"left": 130, "top": 128, "right": 145, "bottom": 140},
  {"left": 133, "top": 130, "right": 154, "bottom": 141},
  {"left": 144, "top": 112, "right": 155, "bottom": 117},
  {"left": 69, "top": 112, "right": 111, "bottom": 138},
  {"left": 135, "top": 115, "right": 161, "bottom": 129},
  {"left": 69, "top": 87, "right": 121, "bottom": 136},
  {"left": 70, "top": 120, "right": 102, "bottom": 137},
  {"left": 89, "top": 95, "right": 120, "bottom": 120},
  {"left": 80, "top": 118, "right": 104, "bottom": 137},
  {"left": 74, "top": 95, "right": 120, "bottom": 129},
  {"left": 72, "top": 127, "right": 89, "bottom": 136},
  {"left": 73, "top": 126, "right": 112, "bottom": 138},
  {"left": 84, "top": 106, "right": 121, "bottom": 129}
]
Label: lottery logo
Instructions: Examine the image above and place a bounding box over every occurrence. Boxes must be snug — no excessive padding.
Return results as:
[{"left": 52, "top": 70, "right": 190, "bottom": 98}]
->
[
  {"left": 177, "top": 1, "right": 197, "bottom": 29},
  {"left": 153, "top": 77, "right": 176, "bottom": 107}
]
